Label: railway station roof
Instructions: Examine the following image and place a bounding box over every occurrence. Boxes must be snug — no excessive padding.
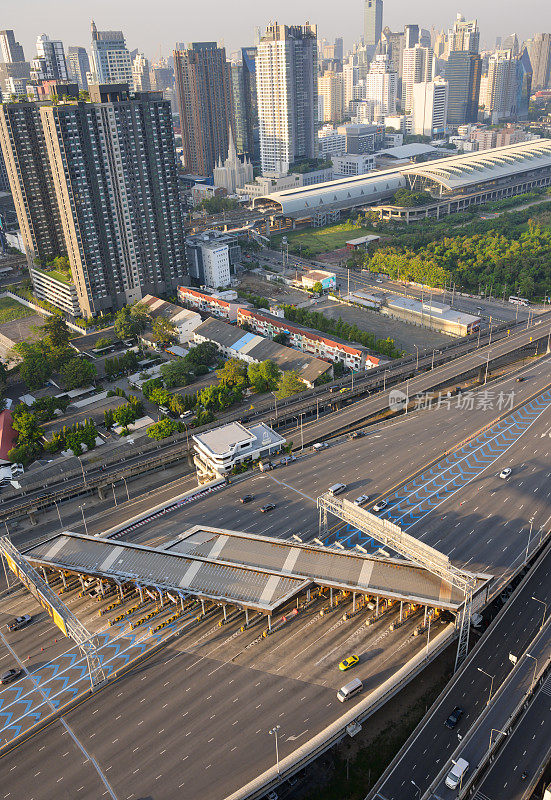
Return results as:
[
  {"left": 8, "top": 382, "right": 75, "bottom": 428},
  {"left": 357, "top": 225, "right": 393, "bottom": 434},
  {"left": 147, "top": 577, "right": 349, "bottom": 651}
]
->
[{"left": 24, "top": 527, "right": 487, "bottom": 612}]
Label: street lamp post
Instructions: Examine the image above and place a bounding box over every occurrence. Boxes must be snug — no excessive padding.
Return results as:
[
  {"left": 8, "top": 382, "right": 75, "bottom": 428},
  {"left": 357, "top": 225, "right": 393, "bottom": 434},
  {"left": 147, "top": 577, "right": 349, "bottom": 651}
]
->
[
  {"left": 531, "top": 596, "right": 547, "bottom": 630},
  {"left": 525, "top": 653, "right": 538, "bottom": 693},
  {"left": 271, "top": 392, "right": 278, "bottom": 421},
  {"left": 269, "top": 725, "right": 281, "bottom": 774},
  {"left": 79, "top": 505, "right": 89, "bottom": 536},
  {"left": 525, "top": 516, "right": 535, "bottom": 564},
  {"left": 77, "top": 456, "right": 86, "bottom": 483},
  {"left": 53, "top": 500, "right": 62, "bottom": 527},
  {"left": 122, "top": 476, "right": 130, "bottom": 502},
  {"left": 410, "top": 779, "right": 422, "bottom": 798},
  {"left": 414, "top": 344, "right": 419, "bottom": 370},
  {"left": 489, "top": 728, "right": 508, "bottom": 750},
  {"left": 477, "top": 667, "right": 495, "bottom": 705}
]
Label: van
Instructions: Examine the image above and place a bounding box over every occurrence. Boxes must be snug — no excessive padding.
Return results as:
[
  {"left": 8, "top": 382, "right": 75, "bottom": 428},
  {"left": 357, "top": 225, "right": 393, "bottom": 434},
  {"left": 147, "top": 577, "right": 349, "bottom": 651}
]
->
[
  {"left": 329, "top": 483, "right": 347, "bottom": 496},
  {"left": 159, "top": 406, "right": 170, "bottom": 415},
  {"left": 337, "top": 677, "right": 363, "bottom": 702},
  {"left": 445, "top": 758, "right": 469, "bottom": 790}
]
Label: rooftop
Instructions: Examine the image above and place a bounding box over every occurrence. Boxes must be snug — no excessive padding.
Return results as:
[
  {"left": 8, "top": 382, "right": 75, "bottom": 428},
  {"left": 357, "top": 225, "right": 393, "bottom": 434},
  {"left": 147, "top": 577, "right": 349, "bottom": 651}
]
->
[
  {"left": 387, "top": 296, "right": 480, "bottom": 326},
  {"left": 193, "top": 421, "right": 284, "bottom": 458}
]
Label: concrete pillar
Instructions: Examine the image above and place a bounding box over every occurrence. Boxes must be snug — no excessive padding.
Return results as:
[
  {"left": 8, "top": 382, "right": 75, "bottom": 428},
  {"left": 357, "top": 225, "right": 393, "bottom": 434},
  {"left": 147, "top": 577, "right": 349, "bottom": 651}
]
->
[
  {"left": 27, "top": 510, "right": 38, "bottom": 526},
  {"left": 201, "top": 599, "right": 206, "bottom": 614},
  {"left": 159, "top": 591, "right": 164, "bottom": 607},
  {"left": 62, "top": 573, "right": 67, "bottom": 588},
  {"left": 223, "top": 605, "right": 227, "bottom": 621},
  {"left": 268, "top": 615, "right": 272, "bottom": 630},
  {"left": 79, "top": 575, "right": 85, "bottom": 589},
  {"left": 245, "top": 608, "right": 249, "bottom": 625},
  {"left": 307, "top": 589, "right": 311, "bottom": 601},
  {"left": 376, "top": 596, "right": 379, "bottom": 615},
  {"left": 97, "top": 485, "right": 107, "bottom": 500},
  {"left": 400, "top": 601, "right": 403, "bottom": 622},
  {"left": 42, "top": 568, "right": 49, "bottom": 585},
  {"left": 353, "top": 593, "right": 356, "bottom": 613},
  {"left": 330, "top": 587, "right": 333, "bottom": 608},
  {"left": 424, "top": 605, "right": 428, "bottom": 625},
  {"left": 138, "top": 586, "right": 143, "bottom": 602}
]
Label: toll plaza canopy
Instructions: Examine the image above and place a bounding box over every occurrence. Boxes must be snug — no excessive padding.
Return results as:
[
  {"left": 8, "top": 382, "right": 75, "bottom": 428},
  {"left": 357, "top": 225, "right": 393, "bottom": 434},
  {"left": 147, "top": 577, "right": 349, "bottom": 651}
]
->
[{"left": 23, "top": 527, "right": 488, "bottom": 614}]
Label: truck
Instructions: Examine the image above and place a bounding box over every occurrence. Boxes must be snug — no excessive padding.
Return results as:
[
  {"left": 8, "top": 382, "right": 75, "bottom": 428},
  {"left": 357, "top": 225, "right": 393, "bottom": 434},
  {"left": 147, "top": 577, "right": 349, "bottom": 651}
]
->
[{"left": 259, "top": 461, "right": 273, "bottom": 472}]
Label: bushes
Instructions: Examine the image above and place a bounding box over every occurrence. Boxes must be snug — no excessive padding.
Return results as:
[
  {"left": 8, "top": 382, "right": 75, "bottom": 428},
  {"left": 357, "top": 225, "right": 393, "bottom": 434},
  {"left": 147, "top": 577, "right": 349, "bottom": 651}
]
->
[
  {"left": 147, "top": 418, "right": 184, "bottom": 440},
  {"left": 237, "top": 291, "right": 270, "bottom": 309},
  {"left": 104, "top": 350, "right": 138, "bottom": 379},
  {"left": 46, "top": 419, "right": 98, "bottom": 456}
]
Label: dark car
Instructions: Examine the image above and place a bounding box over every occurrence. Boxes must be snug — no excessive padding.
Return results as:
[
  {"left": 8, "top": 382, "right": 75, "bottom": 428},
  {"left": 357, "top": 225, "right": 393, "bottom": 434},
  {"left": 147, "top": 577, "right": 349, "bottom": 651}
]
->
[
  {"left": 240, "top": 495, "right": 254, "bottom": 504},
  {"left": 7, "top": 614, "right": 32, "bottom": 632},
  {"left": 516, "top": 376, "right": 526, "bottom": 382},
  {"left": 350, "top": 431, "right": 365, "bottom": 439},
  {"left": 279, "top": 455, "right": 296, "bottom": 466},
  {"left": 1, "top": 668, "right": 23, "bottom": 685},
  {"left": 261, "top": 503, "right": 276, "bottom": 513},
  {"left": 444, "top": 706, "right": 464, "bottom": 729}
]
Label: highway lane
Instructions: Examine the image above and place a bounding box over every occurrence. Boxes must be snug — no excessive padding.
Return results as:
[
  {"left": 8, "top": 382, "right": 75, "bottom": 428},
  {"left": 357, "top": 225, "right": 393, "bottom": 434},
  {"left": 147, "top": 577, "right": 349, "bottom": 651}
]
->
[
  {"left": 470, "top": 673, "right": 551, "bottom": 800},
  {"left": 369, "top": 542, "right": 551, "bottom": 800}
]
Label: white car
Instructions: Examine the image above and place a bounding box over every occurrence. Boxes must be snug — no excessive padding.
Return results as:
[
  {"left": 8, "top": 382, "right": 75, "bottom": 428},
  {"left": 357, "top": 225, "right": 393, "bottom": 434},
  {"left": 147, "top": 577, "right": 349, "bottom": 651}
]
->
[
  {"left": 372, "top": 499, "right": 388, "bottom": 512},
  {"left": 354, "top": 495, "right": 370, "bottom": 506},
  {"left": 499, "top": 468, "right": 512, "bottom": 479}
]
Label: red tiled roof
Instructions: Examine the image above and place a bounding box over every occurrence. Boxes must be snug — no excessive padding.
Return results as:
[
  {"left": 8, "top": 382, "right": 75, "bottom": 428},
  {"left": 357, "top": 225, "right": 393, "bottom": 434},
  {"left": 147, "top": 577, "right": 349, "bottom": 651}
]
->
[
  {"left": 178, "top": 287, "right": 230, "bottom": 308},
  {"left": 0, "top": 411, "right": 17, "bottom": 462}
]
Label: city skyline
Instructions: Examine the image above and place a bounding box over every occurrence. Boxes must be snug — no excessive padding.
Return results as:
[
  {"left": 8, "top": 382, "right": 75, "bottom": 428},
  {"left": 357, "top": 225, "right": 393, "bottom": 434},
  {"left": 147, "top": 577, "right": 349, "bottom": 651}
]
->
[{"left": 3, "top": 0, "right": 551, "bottom": 64}]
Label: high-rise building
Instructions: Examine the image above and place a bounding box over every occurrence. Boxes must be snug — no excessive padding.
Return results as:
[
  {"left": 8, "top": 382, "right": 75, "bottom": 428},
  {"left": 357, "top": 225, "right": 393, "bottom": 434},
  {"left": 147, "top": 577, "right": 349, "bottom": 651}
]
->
[
  {"left": 89, "top": 21, "right": 133, "bottom": 86},
  {"left": 448, "top": 14, "right": 480, "bottom": 55},
  {"left": 31, "top": 34, "right": 68, "bottom": 82},
  {"left": 503, "top": 34, "right": 520, "bottom": 56},
  {"left": 445, "top": 50, "right": 482, "bottom": 124},
  {"left": 132, "top": 52, "right": 151, "bottom": 92},
  {"left": 484, "top": 50, "right": 518, "bottom": 122},
  {"left": 0, "top": 30, "right": 25, "bottom": 63},
  {"left": 0, "top": 85, "right": 186, "bottom": 317},
  {"left": 174, "top": 42, "right": 234, "bottom": 176},
  {"left": 67, "top": 47, "right": 90, "bottom": 89},
  {"left": 402, "top": 45, "right": 434, "bottom": 112},
  {"left": 0, "top": 102, "right": 64, "bottom": 264},
  {"left": 343, "top": 62, "right": 360, "bottom": 113},
  {"left": 319, "top": 70, "right": 344, "bottom": 123},
  {"left": 365, "top": 53, "right": 397, "bottom": 121},
  {"left": 525, "top": 33, "right": 551, "bottom": 90},
  {"left": 404, "top": 25, "right": 419, "bottom": 49},
  {"left": 256, "top": 22, "right": 318, "bottom": 177},
  {"left": 231, "top": 47, "right": 259, "bottom": 164},
  {"left": 364, "top": 0, "right": 383, "bottom": 57},
  {"left": 515, "top": 49, "right": 533, "bottom": 119},
  {"left": 412, "top": 78, "right": 448, "bottom": 136}
]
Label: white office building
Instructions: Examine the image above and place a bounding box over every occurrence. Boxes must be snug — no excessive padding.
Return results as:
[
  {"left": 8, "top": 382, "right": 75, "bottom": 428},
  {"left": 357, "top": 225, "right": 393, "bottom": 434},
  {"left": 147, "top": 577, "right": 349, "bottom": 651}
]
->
[
  {"left": 484, "top": 50, "right": 517, "bottom": 123},
  {"left": 256, "top": 22, "right": 318, "bottom": 177},
  {"left": 31, "top": 34, "right": 68, "bottom": 82},
  {"left": 317, "top": 125, "right": 347, "bottom": 157},
  {"left": 202, "top": 243, "right": 231, "bottom": 289},
  {"left": 193, "top": 421, "right": 286, "bottom": 481},
  {"left": 332, "top": 153, "right": 375, "bottom": 176},
  {"left": 132, "top": 52, "right": 151, "bottom": 92},
  {"left": 89, "top": 22, "right": 133, "bottom": 87},
  {"left": 364, "top": 55, "right": 397, "bottom": 123},
  {"left": 402, "top": 45, "right": 434, "bottom": 113},
  {"left": 412, "top": 79, "right": 449, "bottom": 137}
]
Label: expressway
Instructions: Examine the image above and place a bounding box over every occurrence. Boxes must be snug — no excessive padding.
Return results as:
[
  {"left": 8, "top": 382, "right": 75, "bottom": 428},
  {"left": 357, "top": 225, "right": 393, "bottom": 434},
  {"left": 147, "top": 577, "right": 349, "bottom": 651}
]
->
[
  {"left": 1, "top": 354, "right": 549, "bottom": 800},
  {"left": 369, "top": 541, "right": 551, "bottom": 800}
]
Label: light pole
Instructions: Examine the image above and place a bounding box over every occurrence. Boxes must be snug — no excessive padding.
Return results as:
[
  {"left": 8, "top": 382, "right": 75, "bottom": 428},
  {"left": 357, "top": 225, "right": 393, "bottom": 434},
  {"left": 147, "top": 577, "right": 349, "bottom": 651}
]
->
[
  {"left": 483, "top": 349, "right": 490, "bottom": 385},
  {"left": 269, "top": 725, "right": 281, "bottom": 774},
  {"left": 300, "top": 413, "right": 304, "bottom": 451},
  {"left": 525, "top": 653, "right": 538, "bottom": 693},
  {"left": 79, "top": 504, "right": 89, "bottom": 536},
  {"left": 272, "top": 391, "right": 278, "bottom": 421},
  {"left": 413, "top": 344, "right": 419, "bottom": 370},
  {"left": 112, "top": 484, "right": 117, "bottom": 506},
  {"left": 477, "top": 667, "right": 495, "bottom": 705},
  {"left": 525, "top": 516, "right": 535, "bottom": 564},
  {"left": 410, "top": 779, "right": 422, "bottom": 798},
  {"left": 53, "top": 500, "right": 63, "bottom": 527},
  {"left": 77, "top": 456, "right": 86, "bottom": 483},
  {"left": 532, "top": 596, "right": 547, "bottom": 630},
  {"left": 122, "top": 476, "right": 130, "bottom": 502}
]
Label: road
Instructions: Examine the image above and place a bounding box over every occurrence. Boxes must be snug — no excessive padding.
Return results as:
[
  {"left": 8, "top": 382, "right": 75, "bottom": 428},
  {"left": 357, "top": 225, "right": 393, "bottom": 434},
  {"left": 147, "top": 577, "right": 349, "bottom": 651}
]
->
[
  {"left": 369, "top": 545, "right": 551, "bottom": 800},
  {"left": 469, "top": 671, "right": 551, "bottom": 800}
]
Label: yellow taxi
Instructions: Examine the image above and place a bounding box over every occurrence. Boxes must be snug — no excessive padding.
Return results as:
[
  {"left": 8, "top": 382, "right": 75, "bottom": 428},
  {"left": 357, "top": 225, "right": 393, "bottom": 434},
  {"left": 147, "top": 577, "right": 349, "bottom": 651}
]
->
[{"left": 338, "top": 654, "right": 359, "bottom": 671}]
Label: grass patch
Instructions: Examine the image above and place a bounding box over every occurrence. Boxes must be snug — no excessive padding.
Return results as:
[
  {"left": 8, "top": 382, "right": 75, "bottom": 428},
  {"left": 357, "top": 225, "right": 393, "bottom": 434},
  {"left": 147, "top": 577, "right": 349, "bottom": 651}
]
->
[
  {"left": 0, "top": 296, "right": 35, "bottom": 324},
  {"left": 37, "top": 268, "right": 73, "bottom": 285},
  {"left": 271, "top": 223, "right": 380, "bottom": 255}
]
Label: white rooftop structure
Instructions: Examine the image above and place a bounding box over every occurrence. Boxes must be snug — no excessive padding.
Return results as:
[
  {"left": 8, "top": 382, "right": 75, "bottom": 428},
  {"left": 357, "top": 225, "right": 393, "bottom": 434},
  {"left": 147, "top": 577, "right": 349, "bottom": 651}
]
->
[{"left": 193, "top": 421, "right": 286, "bottom": 480}]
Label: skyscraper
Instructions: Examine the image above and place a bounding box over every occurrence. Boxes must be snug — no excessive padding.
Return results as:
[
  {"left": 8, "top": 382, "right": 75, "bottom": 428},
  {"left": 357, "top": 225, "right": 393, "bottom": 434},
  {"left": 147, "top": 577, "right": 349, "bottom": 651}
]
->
[
  {"left": 31, "top": 34, "right": 68, "bottom": 82},
  {"left": 365, "top": 53, "right": 397, "bottom": 121},
  {"left": 447, "top": 14, "right": 480, "bottom": 55},
  {"left": 132, "top": 52, "right": 151, "bottom": 92},
  {"left": 484, "top": 50, "right": 518, "bottom": 122},
  {"left": 402, "top": 45, "right": 434, "bottom": 112},
  {"left": 412, "top": 79, "right": 449, "bottom": 136},
  {"left": 231, "top": 47, "right": 260, "bottom": 164},
  {"left": 89, "top": 21, "right": 133, "bottom": 86},
  {"left": 0, "top": 30, "right": 25, "bottom": 63},
  {"left": 174, "top": 42, "right": 234, "bottom": 176},
  {"left": 445, "top": 51, "right": 482, "bottom": 124},
  {"left": 404, "top": 25, "right": 419, "bottom": 49},
  {"left": 319, "top": 70, "right": 344, "bottom": 123},
  {"left": 67, "top": 47, "right": 90, "bottom": 89},
  {"left": 0, "top": 85, "right": 186, "bottom": 317},
  {"left": 364, "top": 0, "right": 383, "bottom": 57},
  {"left": 525, "top": 34, "right": 551, "bottom": 90},
  {"left": 256, "top": 22, "right": 318, "bottom": 177}
]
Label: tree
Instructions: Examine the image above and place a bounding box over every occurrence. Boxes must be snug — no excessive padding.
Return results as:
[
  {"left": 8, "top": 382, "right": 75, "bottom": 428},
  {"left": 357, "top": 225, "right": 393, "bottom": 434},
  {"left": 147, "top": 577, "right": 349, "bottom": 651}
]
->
[
  {"left": 148, "top": 386, "right": 171, "bottom": 406},
  {"left": 113, "top": 404, "right": 137, "bottom": 427},
  {"left": 185, "top": 342, "right": 218, "bottom": 367},
  {"left": 247, "top": 360, "right": 281, "bottom": 393},
  {"left": 151, "top": 316, "right": 178, "bottom": 344},
  {"left": 147, "top": 418, "right": 182, "bottom": 440},
  {"left": 19, "top": 352, "right": 51, "bottom": 390},
  {"left": 169, "top": 393, "right": 188, "bottom": 416},
  {"left": 311, "top": 281, "right": 323, "bottom": 295},
  {"left": 272, "top": 332, "right": 288, "bottom": 345},
  {"left": 160, "top": 359, "right": 191, "bottom": 389},
  {"left": 276, "top": 370, "right": 307, "bottom": 398},
  {"left": 95, "top": 336, "right": 115, "bottom": 349},
  {"left": 59, "top": 357, "right": 97, "bottom": 390},
  {"left": 42, "top": 314, "right": 71, "bottom": 348},
  {"left": 216, "top": 358, "right": 248, "bottom": 388},
  {"left": 114, "top": 306, "right": 146, "bottom": 340}
]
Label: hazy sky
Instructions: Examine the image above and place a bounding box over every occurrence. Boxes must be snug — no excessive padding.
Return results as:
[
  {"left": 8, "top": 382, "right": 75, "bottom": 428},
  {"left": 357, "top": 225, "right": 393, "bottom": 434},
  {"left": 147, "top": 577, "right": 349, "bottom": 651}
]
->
[{"left": 5, "top": 0, "right": 551, "bottom": 61}]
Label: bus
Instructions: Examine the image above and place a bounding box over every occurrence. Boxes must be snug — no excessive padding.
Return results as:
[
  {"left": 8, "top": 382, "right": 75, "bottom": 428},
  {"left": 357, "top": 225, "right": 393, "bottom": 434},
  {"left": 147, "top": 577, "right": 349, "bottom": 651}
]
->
[{"left": 508, "top": 296, "right": 529, "bottom": 306}]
